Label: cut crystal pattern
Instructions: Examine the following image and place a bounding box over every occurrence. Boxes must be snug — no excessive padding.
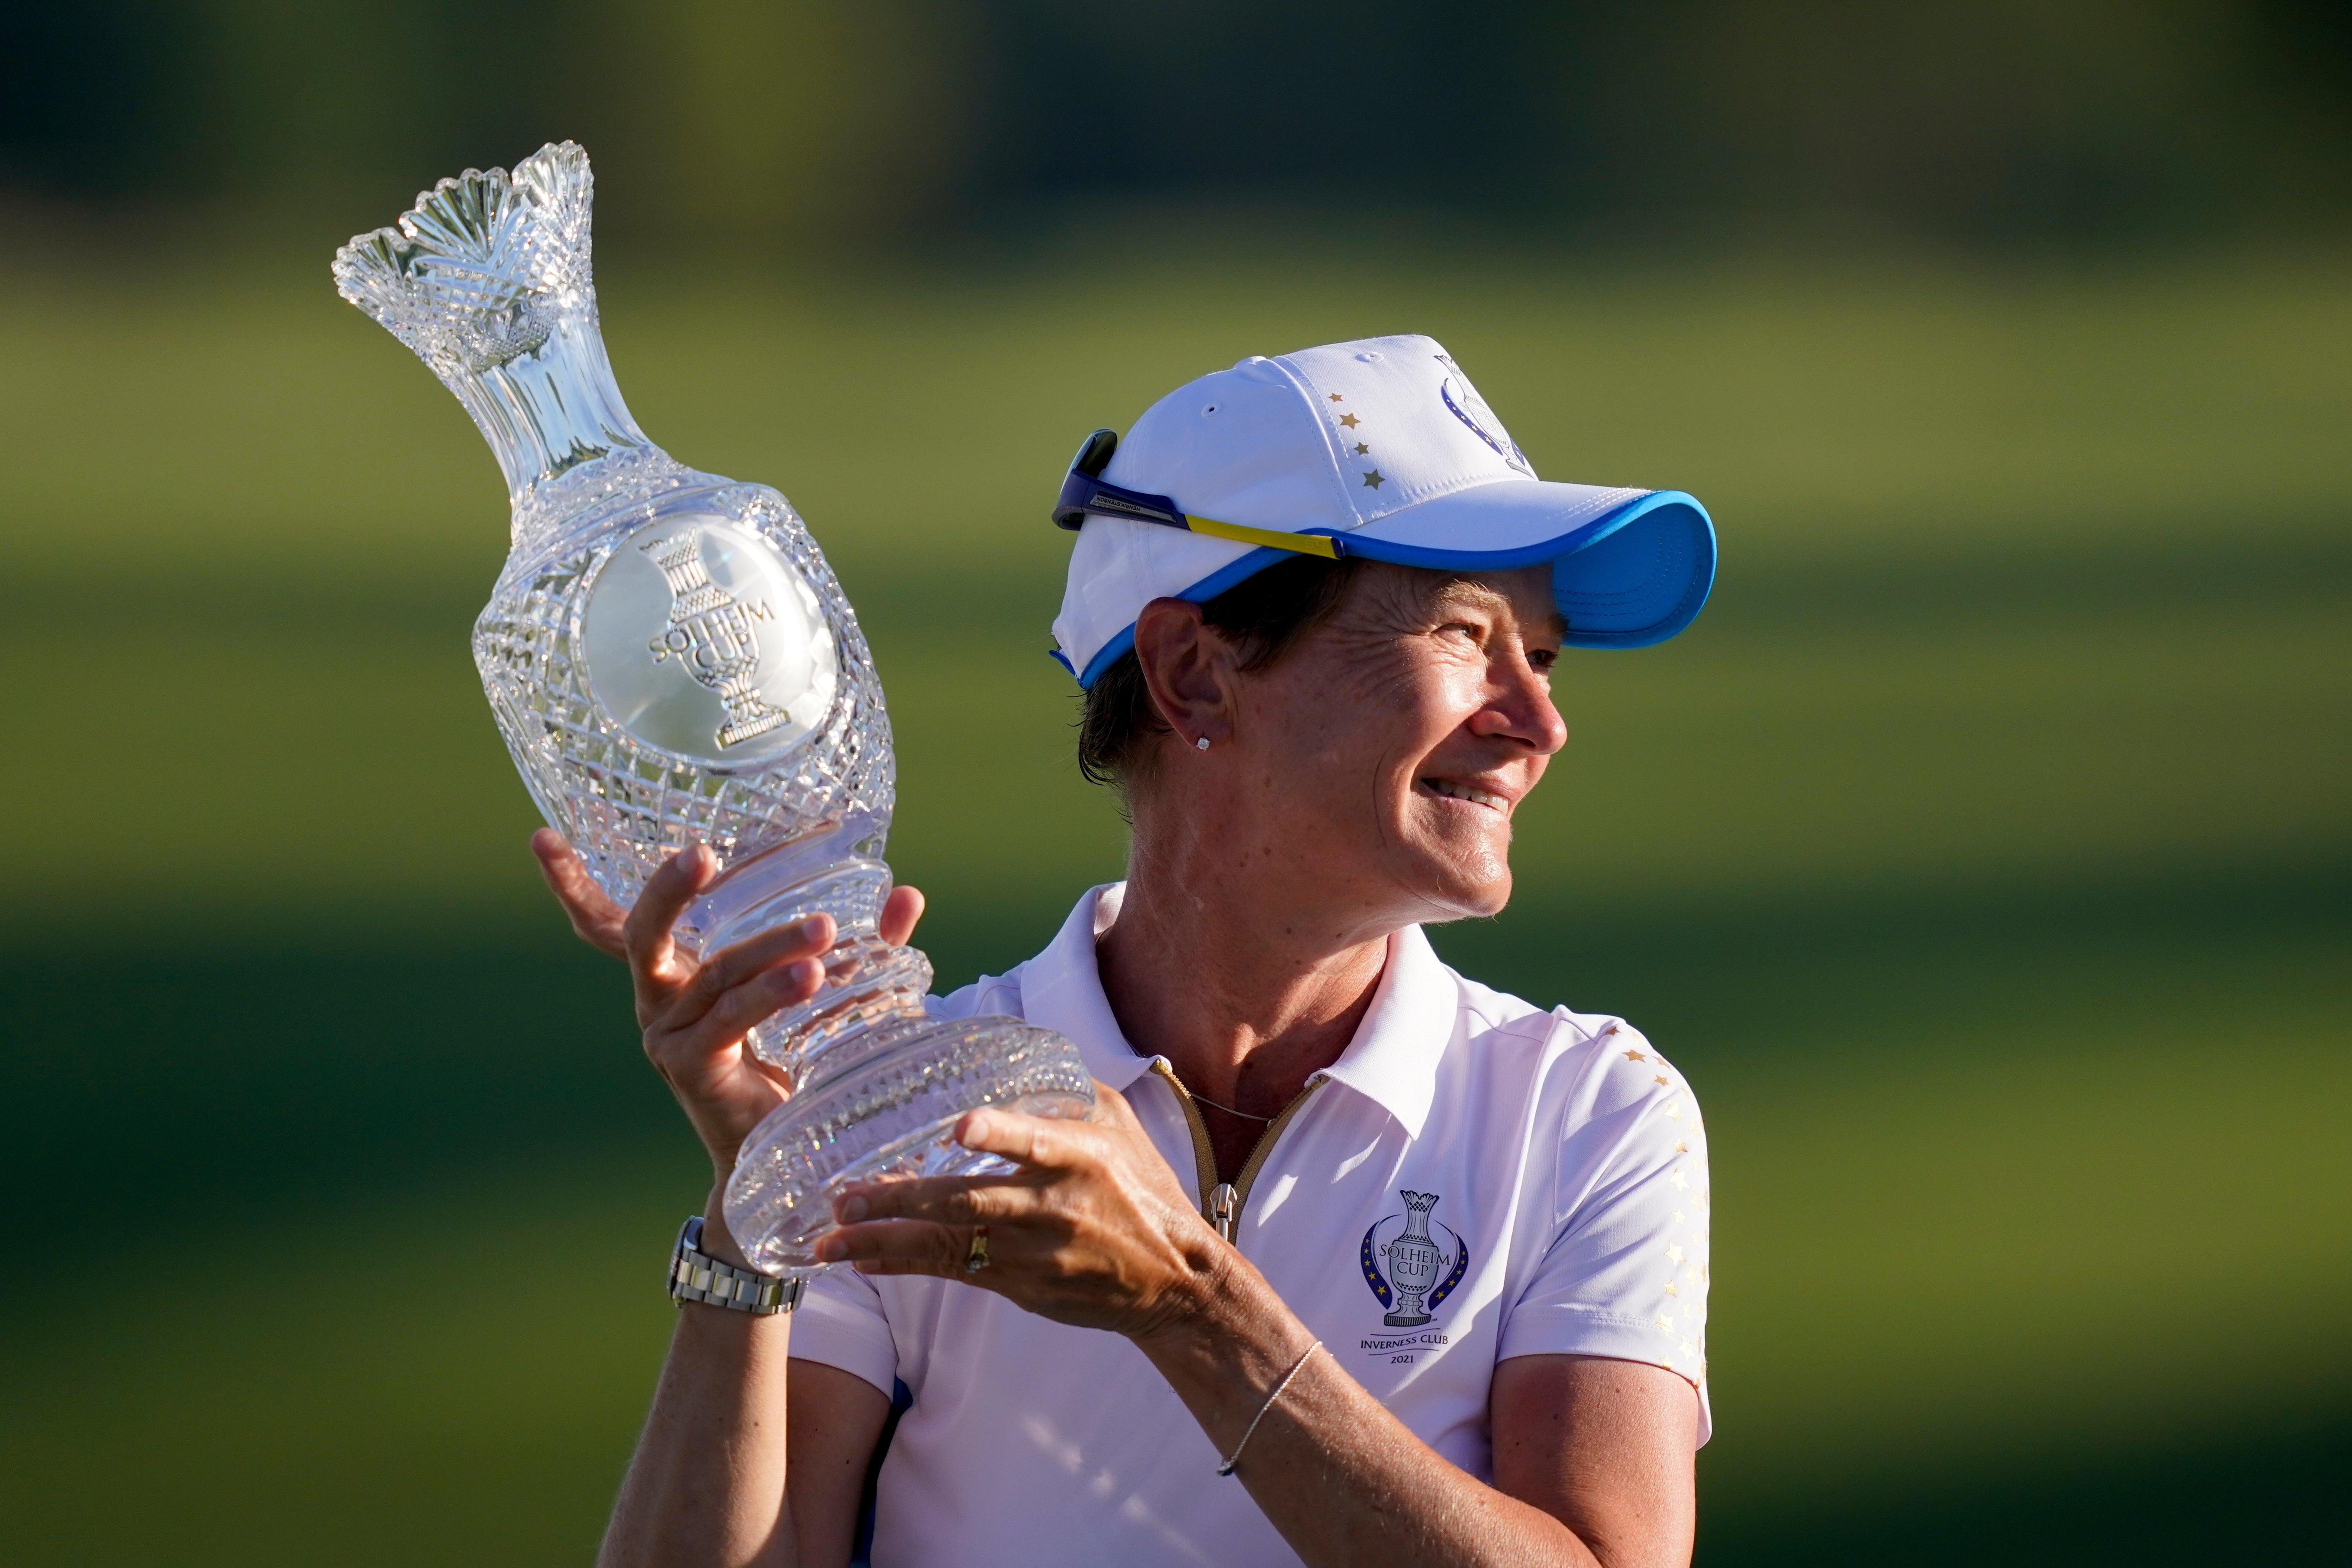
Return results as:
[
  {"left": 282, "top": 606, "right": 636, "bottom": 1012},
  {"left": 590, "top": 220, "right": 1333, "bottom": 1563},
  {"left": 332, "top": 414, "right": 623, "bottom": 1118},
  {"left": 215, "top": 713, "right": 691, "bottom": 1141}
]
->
[{"left": 334, "top": 143, "right": 1093, "bottom": 1274}]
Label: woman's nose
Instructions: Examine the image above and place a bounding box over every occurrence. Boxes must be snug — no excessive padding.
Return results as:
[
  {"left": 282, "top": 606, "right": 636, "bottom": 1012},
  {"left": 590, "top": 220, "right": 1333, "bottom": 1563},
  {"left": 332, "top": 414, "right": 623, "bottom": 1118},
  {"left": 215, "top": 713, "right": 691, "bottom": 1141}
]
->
[{"left": 1472, "top": 654, "right": 1567, "bottom": 754}]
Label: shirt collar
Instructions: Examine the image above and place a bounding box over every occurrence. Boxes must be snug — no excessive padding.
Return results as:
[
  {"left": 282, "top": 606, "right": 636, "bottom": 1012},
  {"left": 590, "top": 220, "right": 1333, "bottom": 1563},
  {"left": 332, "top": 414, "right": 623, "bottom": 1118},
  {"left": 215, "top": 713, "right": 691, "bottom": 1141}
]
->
[
  {"left": 1015, "top": 883, "right": 1157, "bottom": 1093},
  {"left": 1310, "top": 923, "right": 1454, "bottom": 1139},
  {"left": 1018, "top": 882, "right": 1456, "bottom": 1135}
]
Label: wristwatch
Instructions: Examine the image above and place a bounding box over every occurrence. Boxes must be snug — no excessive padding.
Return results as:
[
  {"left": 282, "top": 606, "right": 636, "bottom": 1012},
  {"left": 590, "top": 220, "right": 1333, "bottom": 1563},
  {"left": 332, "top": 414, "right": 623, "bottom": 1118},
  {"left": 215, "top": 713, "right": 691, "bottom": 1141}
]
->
[{"left": 669, "top": 1215, "right": 804, "bottom": 1315}]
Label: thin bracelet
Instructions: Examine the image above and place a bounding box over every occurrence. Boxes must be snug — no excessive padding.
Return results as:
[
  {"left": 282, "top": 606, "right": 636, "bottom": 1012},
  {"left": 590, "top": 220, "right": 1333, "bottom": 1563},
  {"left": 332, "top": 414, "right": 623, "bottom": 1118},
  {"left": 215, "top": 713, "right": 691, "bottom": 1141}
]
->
[{"left": 1217, "top": 1339, "right": 1323, "bottom": 1477}]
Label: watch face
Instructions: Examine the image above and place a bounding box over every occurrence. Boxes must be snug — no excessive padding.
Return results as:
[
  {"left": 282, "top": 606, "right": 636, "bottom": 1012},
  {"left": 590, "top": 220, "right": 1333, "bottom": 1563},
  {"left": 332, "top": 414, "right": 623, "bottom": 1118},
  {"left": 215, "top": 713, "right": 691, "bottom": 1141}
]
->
[{"left": 669, "top": 1215, "right": 703, "bottom": 1298}]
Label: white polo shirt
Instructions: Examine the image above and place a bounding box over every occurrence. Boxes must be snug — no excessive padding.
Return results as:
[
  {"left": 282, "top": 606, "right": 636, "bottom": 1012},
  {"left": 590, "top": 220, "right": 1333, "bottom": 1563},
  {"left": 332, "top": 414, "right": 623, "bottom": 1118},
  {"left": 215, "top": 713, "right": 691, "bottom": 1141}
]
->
[{"left": 790, "top": 884, "right": 1712, "bottom": 1567}]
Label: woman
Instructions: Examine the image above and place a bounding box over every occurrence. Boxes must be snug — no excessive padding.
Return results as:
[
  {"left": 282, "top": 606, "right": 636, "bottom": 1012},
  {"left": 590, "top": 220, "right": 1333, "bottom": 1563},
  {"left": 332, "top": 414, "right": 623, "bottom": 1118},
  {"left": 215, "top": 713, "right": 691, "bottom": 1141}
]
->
[{"left": 537, "top": 337, "right": 1717, "bottom": 1567}]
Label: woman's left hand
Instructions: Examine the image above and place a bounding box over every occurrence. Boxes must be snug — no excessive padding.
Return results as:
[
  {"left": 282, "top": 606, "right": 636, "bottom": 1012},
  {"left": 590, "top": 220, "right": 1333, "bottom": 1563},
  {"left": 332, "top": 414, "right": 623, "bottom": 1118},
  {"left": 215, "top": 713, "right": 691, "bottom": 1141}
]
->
[{"left": 813, "top": 1084, "right": 1231, "bottom": 1342}]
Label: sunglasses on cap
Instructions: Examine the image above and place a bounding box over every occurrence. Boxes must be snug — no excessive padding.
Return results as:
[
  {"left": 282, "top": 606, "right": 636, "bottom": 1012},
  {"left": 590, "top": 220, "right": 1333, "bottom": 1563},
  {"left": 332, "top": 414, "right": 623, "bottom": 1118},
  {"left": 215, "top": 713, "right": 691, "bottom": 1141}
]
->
[{"left": 1052, "top": 429, "right": 1345, "bottom": 561}]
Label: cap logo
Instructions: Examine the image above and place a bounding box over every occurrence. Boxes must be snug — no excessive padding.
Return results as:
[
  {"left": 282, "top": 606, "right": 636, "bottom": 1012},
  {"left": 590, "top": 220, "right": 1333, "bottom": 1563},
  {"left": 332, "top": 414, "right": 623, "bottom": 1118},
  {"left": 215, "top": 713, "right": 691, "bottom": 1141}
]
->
[{"left": 1437, "top": 361, "right": 1532, "bottom": 476}]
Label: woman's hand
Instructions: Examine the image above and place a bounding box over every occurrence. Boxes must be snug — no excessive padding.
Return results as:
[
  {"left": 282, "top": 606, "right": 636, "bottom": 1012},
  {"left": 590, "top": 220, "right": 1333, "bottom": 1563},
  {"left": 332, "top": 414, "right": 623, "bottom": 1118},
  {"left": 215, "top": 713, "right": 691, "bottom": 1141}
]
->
[
  {"left": 529, "top": 828, "right": 927, "bottom": 1175},
  {"left": 812, "top": 1086, "right": 1233, "bottom": 1342}
]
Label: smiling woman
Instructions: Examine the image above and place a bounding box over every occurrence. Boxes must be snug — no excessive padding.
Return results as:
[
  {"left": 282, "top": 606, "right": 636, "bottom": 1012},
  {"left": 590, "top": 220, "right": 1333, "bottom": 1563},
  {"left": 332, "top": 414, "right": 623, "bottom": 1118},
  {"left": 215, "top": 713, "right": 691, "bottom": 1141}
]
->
[
  {"left": 1112, "top": 561, "right": 1569, "bottom": 930},
  {"left": 545, "top": 335, "right": 1719, "bottom": 1568}
]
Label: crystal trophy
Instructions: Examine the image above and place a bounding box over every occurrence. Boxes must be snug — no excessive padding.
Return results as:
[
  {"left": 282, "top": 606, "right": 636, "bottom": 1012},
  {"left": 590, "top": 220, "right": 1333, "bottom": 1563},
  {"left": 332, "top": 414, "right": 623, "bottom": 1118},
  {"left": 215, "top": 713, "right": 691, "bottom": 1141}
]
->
[{"left": 332, "top": 142, "right": 1094, "bottom": 1274}]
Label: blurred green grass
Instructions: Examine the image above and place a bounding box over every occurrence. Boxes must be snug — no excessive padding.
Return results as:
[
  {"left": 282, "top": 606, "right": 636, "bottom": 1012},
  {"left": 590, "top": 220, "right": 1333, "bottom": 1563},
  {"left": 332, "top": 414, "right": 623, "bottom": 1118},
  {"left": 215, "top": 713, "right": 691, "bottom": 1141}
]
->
[{"left": 0, "top": 251, "right": 2346, "bottom": 1565}]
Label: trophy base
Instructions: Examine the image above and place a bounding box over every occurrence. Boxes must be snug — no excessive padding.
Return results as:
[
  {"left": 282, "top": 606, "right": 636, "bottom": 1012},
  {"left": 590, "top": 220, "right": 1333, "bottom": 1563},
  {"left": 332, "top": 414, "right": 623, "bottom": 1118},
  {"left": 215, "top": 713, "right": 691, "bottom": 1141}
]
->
[{"left": 724, "top": 1012, "right": 1095, "bottom": 1276}]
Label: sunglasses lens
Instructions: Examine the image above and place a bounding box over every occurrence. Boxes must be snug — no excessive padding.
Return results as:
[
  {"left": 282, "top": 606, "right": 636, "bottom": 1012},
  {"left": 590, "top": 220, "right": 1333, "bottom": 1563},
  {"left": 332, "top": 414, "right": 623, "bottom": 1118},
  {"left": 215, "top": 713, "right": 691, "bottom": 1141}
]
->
[{"left": 1071, "top": 428, "right": 1118, "bottom": 477}]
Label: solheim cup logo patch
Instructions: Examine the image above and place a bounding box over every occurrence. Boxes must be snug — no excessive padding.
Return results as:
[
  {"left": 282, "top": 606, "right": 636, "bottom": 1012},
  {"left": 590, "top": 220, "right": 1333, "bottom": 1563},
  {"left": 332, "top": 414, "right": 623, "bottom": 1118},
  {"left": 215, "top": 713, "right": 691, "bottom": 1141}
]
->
[
  {"left": 1362, "top": 1190, "right": 1469, "bottom": 1327},
  {"left": 1435, "top": 355, "right": 1533, "bottom": 476}
]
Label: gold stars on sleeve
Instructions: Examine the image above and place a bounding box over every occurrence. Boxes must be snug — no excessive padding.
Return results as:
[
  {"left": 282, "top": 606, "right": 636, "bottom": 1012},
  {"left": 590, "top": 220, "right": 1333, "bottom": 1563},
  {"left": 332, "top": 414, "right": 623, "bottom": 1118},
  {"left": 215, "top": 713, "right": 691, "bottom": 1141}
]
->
[
  {"left": 1654, "top": 1074, "right": 1670, "bottom": 1086},
  {"left": 1338, "top": 413, "right": 1360, "bottom": 428},
  {"left": 1362, "top": 470, "right": 1386, "bottom": 489},
  {"left": 1624, "top": 1049, "right": 1648, "bottom": 1062},
  {"left": 1328, "top": 392, "right": 1345, "bottom": 402},
  {"left": 1352, "top": 442, "right": 1369, "bottom": 455}
]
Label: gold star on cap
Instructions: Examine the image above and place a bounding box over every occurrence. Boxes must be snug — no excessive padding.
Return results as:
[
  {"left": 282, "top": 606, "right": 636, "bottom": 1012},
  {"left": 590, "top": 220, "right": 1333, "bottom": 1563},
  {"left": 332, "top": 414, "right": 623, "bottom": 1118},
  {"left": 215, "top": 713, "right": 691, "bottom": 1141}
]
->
[
  {"left": 1363, "top": 470, "right": 1385, "bottom": 488},
  {"left": 1625, "top": 1050, "right": 1648, "bottom": 1062},
  {"left": 1338, "top": 413, "right": 1360, "bottom": 428},
  {"left": 1352, "top": 442, "right": 1369, "bottom": 455},
  {"left": 1654, "top": 1074, "right": 1670, "bottom": 1086},
  {"left": 1327, "top": 392, "right": 1345, "bottom": 402}
]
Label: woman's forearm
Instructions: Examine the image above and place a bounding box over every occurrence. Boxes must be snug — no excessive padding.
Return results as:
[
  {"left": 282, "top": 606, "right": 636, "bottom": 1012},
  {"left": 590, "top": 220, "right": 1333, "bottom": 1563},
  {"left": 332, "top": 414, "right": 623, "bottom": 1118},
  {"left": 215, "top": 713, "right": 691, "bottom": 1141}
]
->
[
  {"left": 1133, "top": 1260, "right": 1600, "bottom": 1568},
  {"left": 598, "top": 1197, "right": 799, "bottom": 1568}
]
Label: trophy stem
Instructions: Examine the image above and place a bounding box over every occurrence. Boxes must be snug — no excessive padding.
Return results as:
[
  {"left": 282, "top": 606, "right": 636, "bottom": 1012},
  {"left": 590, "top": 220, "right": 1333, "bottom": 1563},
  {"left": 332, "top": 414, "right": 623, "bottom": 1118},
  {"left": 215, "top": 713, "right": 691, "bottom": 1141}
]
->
[{"left": 681, "top": 813, "right": 937, "bottom": 1088}]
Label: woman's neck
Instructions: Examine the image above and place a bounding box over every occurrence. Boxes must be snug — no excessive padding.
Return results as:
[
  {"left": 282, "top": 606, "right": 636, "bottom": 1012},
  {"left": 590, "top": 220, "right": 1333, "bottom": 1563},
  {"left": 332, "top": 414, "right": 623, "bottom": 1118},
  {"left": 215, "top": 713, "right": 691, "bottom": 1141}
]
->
[{"left": 1094, "top": 821, "right": 1397, "bottom": 1124}]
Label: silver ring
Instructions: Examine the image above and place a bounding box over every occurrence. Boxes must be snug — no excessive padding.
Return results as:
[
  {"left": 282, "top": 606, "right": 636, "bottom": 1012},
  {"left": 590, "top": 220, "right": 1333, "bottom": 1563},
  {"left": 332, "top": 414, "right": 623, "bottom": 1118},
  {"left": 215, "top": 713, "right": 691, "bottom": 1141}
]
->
[{"left": 964, "top": 1225, "right": 991, "bottom": 1273}]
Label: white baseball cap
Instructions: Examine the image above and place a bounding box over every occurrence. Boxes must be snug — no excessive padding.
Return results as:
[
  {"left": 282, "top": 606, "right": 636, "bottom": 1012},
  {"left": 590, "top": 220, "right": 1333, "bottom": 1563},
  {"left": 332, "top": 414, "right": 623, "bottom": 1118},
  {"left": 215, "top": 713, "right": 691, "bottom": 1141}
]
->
[{"left": 1048, "top": 333, "right": 1715, "bottom": 687}]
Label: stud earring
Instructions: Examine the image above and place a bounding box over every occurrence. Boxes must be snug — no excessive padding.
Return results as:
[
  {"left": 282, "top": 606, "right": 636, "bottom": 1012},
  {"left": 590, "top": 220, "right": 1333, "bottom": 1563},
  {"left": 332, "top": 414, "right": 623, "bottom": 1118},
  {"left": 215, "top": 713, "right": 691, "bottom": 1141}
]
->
[{"left": 1195, "top": 736, "right": 1211, "bottom": 751}]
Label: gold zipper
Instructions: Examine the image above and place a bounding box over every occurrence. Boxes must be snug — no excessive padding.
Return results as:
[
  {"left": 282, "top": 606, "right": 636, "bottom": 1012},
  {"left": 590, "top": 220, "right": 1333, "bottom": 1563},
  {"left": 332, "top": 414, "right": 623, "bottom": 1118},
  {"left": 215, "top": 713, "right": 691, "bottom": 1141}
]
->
[{"left": 1148, "top": 1061, "right": 1326, "bottom": 1242}]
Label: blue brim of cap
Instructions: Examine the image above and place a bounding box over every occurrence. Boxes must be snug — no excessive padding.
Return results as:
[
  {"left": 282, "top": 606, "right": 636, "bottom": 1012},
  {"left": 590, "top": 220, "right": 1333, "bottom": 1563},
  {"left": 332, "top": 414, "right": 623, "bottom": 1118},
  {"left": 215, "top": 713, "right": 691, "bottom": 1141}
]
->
[
  {"left": 1060, "top": 482, "right": 1715, "bottom": 686},
  {"left": 1338, "top": 480, "right": 1714, "bottom": 649}
]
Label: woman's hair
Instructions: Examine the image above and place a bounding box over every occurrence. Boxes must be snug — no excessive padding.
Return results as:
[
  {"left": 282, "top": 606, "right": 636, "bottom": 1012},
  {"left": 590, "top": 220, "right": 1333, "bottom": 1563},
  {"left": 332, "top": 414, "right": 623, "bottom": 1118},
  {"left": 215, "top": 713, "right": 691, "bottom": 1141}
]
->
[{"left": 1076, "top": 553, "right": 1363, "bottom": 792}]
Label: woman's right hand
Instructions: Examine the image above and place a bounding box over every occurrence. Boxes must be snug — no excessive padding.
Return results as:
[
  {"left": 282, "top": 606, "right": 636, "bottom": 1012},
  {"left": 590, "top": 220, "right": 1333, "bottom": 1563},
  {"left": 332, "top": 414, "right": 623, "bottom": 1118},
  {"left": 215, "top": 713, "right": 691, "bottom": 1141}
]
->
[{"left": 530, "top": 829, "right": 927, "bottom": 1177}]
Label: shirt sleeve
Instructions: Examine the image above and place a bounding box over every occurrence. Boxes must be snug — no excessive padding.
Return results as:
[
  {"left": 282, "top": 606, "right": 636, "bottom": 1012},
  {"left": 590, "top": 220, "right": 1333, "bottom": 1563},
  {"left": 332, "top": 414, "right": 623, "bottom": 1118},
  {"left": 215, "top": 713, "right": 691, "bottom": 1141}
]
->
[
  {"left": 1496, "top": 1021, "right": 1713, "bottom": 1441},
  {"left": 787, "top": 1264, "right": 900, "bottom": 1398}
]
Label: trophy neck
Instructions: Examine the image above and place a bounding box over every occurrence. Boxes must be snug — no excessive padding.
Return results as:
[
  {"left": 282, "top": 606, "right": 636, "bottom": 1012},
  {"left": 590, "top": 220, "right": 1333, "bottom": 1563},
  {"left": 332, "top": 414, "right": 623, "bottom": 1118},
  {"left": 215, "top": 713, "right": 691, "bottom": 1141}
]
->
[{"left": 445, "top": 316, "right": 656, "bottom": 510}]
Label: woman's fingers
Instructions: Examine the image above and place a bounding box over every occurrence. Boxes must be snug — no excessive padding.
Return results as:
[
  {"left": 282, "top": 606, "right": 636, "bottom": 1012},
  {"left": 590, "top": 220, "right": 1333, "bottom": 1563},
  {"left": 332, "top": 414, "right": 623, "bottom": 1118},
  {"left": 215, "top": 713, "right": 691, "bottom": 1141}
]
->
[
  {"left": 530, "top": 830, "right": 630, "bottom": 958},
  {"left": 952, "top": 1107, "right": 1105, "bottom": 1170},
  {"left": 676, "top": 914, "right": 836, "bottom": 1024},
  {"left": 659, "top": 956, "right": 826, "bottom": 1066},
  {"left": 834, "top": 1174, "right": 1043, "bottom": 1228},
  {"left": 621, "top": 844, "right": 715, "bottom": 990},
  {"left": 815, "top": 1218, "right": 971, "bottom": 1275},
  {"left": 879, "top": 884, "right": 926, "bottom": 947}
]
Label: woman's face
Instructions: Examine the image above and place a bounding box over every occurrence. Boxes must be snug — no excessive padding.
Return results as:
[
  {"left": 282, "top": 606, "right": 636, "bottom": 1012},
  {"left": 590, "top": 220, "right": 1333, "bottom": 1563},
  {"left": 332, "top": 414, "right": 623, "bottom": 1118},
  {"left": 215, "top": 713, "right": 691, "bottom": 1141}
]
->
[{"left": 1221, "top": 562, "right": 1568, "bottom": 925}]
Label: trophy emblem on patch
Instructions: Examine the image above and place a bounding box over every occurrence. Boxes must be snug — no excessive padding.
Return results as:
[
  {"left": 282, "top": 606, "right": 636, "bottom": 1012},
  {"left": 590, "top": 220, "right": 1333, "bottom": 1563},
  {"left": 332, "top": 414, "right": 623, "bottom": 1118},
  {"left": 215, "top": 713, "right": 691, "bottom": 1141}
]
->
[{"left": 1362, "top": 1189, "right": 1469, "bottom": 1327}]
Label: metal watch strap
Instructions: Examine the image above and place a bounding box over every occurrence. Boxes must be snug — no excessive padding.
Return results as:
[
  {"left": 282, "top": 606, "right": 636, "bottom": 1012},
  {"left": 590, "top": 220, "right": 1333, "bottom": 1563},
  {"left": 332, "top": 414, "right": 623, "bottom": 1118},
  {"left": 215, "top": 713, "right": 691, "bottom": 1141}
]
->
[{"left": 670, "top": 1215, "right": 802, "bottom": 1315}]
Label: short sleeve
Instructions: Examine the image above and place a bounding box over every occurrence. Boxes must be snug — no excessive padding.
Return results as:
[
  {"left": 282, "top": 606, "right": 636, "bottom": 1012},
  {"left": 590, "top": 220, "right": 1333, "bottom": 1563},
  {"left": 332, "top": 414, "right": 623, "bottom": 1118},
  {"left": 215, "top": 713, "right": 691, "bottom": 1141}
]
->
[
  {"left": 787, "top": 1265, "right": 900, "bottom": 1397},
  {"left": 1496, "top": 1024, "right": 1713, "bottom": 1441}
]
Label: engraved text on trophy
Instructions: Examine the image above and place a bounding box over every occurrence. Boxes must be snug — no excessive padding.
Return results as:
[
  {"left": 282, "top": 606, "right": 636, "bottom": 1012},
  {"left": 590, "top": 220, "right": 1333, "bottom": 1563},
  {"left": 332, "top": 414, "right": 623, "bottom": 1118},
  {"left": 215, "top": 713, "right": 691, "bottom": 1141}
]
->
[
  {"left": 641, "top": 530, "right": 790, "bottom": 749},
  {"left": 579, "top": 514, "right": 841, "bottom": 769}
]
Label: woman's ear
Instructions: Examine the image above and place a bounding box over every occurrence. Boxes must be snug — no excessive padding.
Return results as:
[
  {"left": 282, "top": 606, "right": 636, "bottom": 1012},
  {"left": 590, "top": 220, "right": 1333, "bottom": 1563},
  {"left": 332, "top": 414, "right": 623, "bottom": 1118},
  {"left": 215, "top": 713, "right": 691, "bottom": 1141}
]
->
[{"left": 1131, "top": 597, "right": 1232, "bottom": 751}]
